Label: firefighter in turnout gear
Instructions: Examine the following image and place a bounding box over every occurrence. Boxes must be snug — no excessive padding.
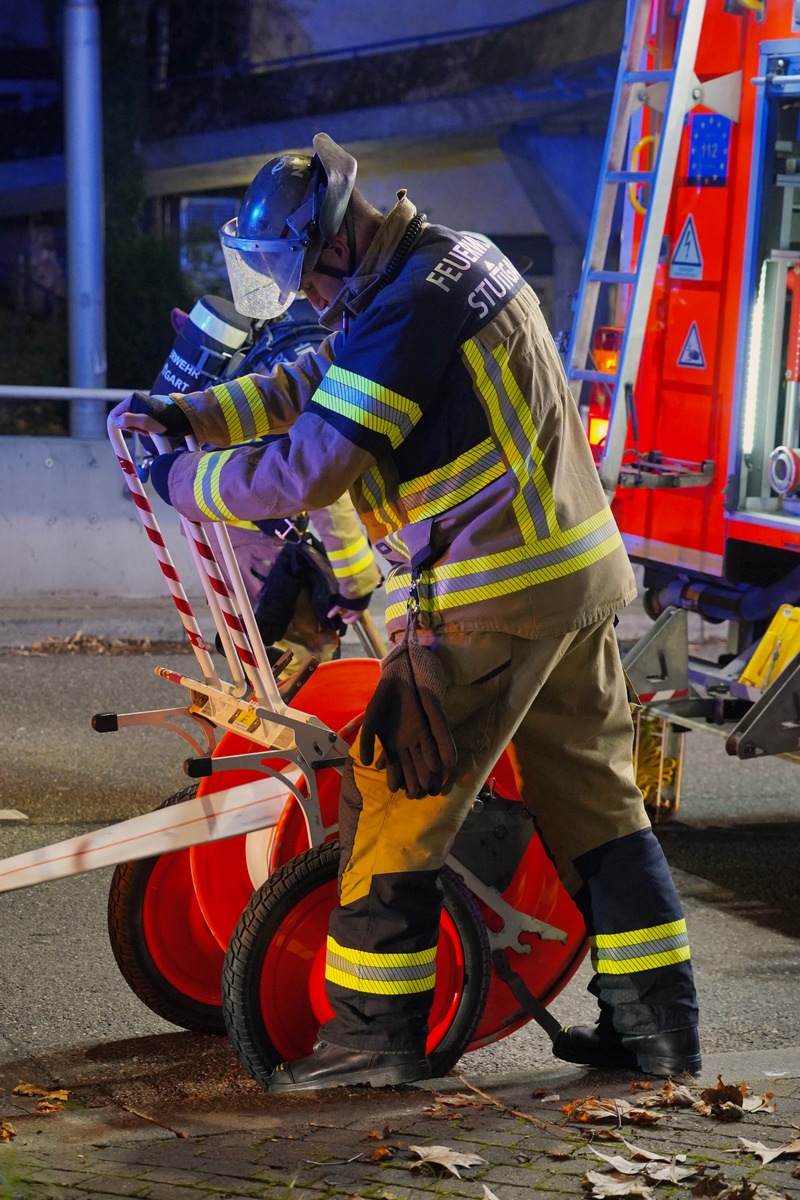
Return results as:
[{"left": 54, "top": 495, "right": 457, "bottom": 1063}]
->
[{"left": 112, "top": 132, "right": 701, "bottom": 1090}]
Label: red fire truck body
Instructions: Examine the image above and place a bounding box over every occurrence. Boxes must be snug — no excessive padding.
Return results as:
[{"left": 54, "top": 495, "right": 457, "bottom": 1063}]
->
[{"left": 569, "top": 0, "right": 800, "bottom": 800}]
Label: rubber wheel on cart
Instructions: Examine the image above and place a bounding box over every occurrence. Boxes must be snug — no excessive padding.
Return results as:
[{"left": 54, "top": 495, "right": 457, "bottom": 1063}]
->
[
  {"left": 107, "top": 785, "right": 226, "bottom": 1035},
  {"left": 222, "top": 841, "right": 491, "bottom": 1089}
]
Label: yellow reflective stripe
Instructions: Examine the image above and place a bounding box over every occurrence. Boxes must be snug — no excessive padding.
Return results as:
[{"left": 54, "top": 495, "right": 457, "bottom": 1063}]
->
[
  {"left": 495, "top": 341, "right": 558, "bottom": 537},
  {"left": 462, "top": 338, "right": 556, "bottom": 543},
  {"left": 384, "top": 514, "right": 622, "bottom": 620},
  {"left": 591, "top": 919, "right": 690, "bottom": 974},
  {"left": 192, "top": 454, "right": 216, "bottom": 520},
  {"left": 327, "top": 534, "right": 375, "bottom": 579},
  {"left": 316, "top": 365, "right": 423, "bottom": 449},
  {"left": 325, "top": 966, "right": 436, "bottom": 995},
  {"left": 592, "top": 945, "right": 692, "bottom": 975},
  {"left": 404, "top": 462, "right": 505, "bottom": 524},
  {"left": 328, "top": 937, "right": 436, "bottom": 969},
  {"left": 593, "top": 920, "right": 687, "bottom": 948},
  {"left": 212, "top": 381, "right": 245, "bottom": 445},
  {"left": 208, "top": 375, "right": 272, "bottom": 445},
  {"left": 398, "top": 439, "right": 506, "bottom": 523},
  {"left": 192, "top": 449, "right": 238, "bottom": 522},
  {"left": 325, "top": 936, "right": 437, "bottom": 995},
  {"left": 385, "top": 530, "right": 411, "bottom": 559},
  {"left": 360, "top": 467, "right": 403, "bottom": 534}
]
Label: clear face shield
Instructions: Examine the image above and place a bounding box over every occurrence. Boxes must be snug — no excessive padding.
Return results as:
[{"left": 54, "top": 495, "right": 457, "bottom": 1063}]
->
[{"left": 219, "top": 219, "right": 306, "bottom": 318}]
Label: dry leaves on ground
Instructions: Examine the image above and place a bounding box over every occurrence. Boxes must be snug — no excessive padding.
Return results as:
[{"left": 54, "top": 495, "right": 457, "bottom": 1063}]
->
[
  {"left": 10, "top": 633, "right": 190, "bottom": 657},
  {"left": 407, "top": 1144, "right": 488, "bottom": 1177},
  {"left": 583, "top": 1168, "right": 657, "bottom": 1197},
  {"left": 0, "top": 1122, "right": 16, "bottom": 1142},
  {"left": 589, "top": 1145, "right": 701, "bottom": 1183},
  {"left": 12, "top": 1081, "right": 69, "bottom": 1113},
  {"left": 728, "top": 1135, "right": 800, "bottom": 1166},
  {"left": 423, "top": 1092, "right": 487, "bottom": 1119},
  {"left": 563, "top": 1095, "right": 664, "bottom": 1126},
  {"left": 692, "top": 1179, "right": 794, "bottom": 1200}
]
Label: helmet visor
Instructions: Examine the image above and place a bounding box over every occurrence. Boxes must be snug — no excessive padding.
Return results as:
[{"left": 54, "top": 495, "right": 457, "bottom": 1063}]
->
[{"left": 219, "top": 219, "right": 305, "bottom": 318}]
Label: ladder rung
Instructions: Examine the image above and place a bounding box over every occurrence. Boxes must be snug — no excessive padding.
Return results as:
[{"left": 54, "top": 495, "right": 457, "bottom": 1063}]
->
[
  {"left": 623, "top": 69, "right": 674, "bottom": 84},
  {"left": 606, "top": 170, "right": 655, "bottom": 184},
  {"left": 568, "top": 369, "right": 620, "bottom": 385},
  {"left": 587, "top": 270, "right": 637, "bottom": 284}
]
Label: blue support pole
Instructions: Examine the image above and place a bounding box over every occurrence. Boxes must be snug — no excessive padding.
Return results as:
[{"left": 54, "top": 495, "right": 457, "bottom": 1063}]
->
[{"left": 64, "top": 0, "right": 108, "bottom": 439}]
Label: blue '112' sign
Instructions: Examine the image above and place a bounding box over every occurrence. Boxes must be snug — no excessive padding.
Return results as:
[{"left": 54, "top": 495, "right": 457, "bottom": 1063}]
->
[{"left": 687, "top": 113, "right": 731, "bottom": 187}]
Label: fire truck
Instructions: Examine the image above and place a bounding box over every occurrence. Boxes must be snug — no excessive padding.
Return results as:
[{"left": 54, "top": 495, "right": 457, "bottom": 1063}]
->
[{"left": 566, "top": 0, "right": 800, "bottom": 817}]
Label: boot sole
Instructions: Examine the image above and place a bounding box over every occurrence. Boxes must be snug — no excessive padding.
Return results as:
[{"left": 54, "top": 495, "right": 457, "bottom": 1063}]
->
[{"left": 269, "top": 1060, "right": 432, "bottom": 1093}]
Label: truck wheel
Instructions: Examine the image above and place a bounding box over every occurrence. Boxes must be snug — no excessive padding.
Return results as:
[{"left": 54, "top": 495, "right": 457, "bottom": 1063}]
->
[
  {"left": 107, "top": 785, "right": 226, "bottom": 1034},
  {"left": 222, "top": 842, "right": 490, "bottom": 1089}
]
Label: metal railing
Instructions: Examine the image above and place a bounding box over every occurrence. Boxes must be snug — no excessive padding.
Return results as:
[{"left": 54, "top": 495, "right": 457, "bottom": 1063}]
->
[{"left": 0, "top": 384, "right": 133, "bottom": 438}]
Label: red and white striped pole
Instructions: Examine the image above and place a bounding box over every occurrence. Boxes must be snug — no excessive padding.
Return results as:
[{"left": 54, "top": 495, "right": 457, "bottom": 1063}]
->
[{"left": 107, "top": 419, "right": 219, "bottom": 684}]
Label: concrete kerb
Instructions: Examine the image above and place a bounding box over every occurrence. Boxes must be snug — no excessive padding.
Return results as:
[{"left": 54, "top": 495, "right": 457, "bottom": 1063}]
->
[{"left": 4, "top": 1053, "right": 800, "bottom": 1198}]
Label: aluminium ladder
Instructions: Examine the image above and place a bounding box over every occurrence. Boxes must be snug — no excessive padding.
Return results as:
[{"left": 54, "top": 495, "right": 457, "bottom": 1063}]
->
[{"left": 565, "top": 0, "right": 710, "bottom": 496}]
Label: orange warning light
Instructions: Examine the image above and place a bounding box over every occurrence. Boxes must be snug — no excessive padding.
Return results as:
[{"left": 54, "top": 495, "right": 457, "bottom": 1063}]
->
[
  {"left": 588, "top": 414, "right": 610, "bottom": 448},
  {"left": 587, "top": 326, "right": 621, "bottom": 462}
]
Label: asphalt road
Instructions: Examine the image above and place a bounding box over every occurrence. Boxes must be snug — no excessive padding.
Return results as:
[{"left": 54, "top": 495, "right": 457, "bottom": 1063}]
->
[{"left": 1, "top": 640, "right": 799, "bottom": 1084}]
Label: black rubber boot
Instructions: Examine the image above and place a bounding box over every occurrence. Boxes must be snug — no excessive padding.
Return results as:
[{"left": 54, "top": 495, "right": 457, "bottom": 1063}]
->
[
  {"left": 552, "top": 1024, "right": 701, "bottom": 1077},
  {"left": 266, "top": 1040, "right": 432, "bottom": 1093}
]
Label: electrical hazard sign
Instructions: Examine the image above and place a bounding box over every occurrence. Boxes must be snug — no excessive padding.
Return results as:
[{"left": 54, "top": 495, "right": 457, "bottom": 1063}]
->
[
  {"left": 670, "top": 214, "right": 703, "bottom": 280},
  {"left": 677, "top": 321, "right": 706, "bottom": 369}
]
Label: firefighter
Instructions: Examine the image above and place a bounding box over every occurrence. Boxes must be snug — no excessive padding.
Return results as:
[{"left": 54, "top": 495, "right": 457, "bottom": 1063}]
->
[
  {"left": 149, "top": 302, "right": 381, "bottom": 665},
  {"left": 111, "top": 133, "right": 701, "bottom": 1091}
]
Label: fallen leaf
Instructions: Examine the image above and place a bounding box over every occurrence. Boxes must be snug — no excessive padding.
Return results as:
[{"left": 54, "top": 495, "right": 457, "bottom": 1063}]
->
[
  {"left": 366, "top": 1125, "right": 400, "bottom": 1140},
  {"left": 732, "top": 1135, "right": 800, "bottom": 1165},
  {"left": 644, "top": 1161, "right": 701, "bottom": 1183},
  {"left": 629, "top": 1081, "right": 653, "bottom": 1092},
  {"left": 370, "top": 1146, "right": 395, "bottom": 1162},
  {"left": 590, "top": 1149, "right": 647, "bottom": 1175},
  {"left": 582, "top": 1168, "right": 655, "bottom": 1197},
  {"left": 546, "top": 1145, "right": 575, "bottom": 1159},
  {"left": 482, "top": 1188, "right": 501, "bottom": 1200},
  {"left": 429, "top": 1092, "right": 484, "bottom": 1108},
  {"left": 13, "top": 1081, "right": 50, "bottom": 1097},
  {"left": 538, "top": 1092, "right": 560, "bottom": 1103},
  {"left": 408, "top": 1144, "right": 488, "bottom": 1178},
  {"left": 621, "top": 1139, "right": 686, "bottom": 1163},
  {"left": 657, "top": 1080, "right": 697, "bottom": 1107},
  {"left": 13, "top": 1082, "right": 69, "bottom": 1103},
  {"left": 563, "top": 1096, "right": 663, "bottom": 1125},
  {"left": 590, "top": 1147, "right": 698, "bottom": 1182},
  {"left": 0, "top": 1122, "right": 16, "bottom": 1142},
  {"left": 36, "top": 1100, "right": 65, "bottom": 1114},
  {"left": 699, "top": 1077, "right": 744, "bottom": 1108},
  {"left": 741, "top": 1092, "right": 776, "bottom": 1114},
  {"left": 714, "top": 1101, "right": 746, "bottom": 1122},
  {"left": 690, "top": 1172, "right": 729, "bottom": 1197}
]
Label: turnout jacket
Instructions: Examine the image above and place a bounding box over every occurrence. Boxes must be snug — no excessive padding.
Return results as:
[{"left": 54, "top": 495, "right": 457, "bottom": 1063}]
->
[{"left": 167, "top": 192, "right": 636, "bottom": 641}]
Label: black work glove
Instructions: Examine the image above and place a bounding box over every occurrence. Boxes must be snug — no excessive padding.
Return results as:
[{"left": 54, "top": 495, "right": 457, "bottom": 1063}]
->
[
  {"left": 110, "top": 391, "right": 194, "bottom": 457},
  {"left": 359, "top": 639, "right": 458, "bottom": 799}
]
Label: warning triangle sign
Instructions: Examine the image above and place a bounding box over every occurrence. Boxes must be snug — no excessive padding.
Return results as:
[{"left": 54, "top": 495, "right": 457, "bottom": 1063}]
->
[
  {"left": 677, "top": 321, "right": 706, "bottom": 369},
  {"left": 670, "top": 215, "right": 703, "bottom": 280}
]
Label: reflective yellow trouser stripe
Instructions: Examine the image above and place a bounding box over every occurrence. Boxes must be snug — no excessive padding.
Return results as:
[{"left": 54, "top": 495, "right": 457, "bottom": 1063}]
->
[
  {"left": 590, "top": 919, "right": 691, "bottom": 975},
  {"left": 325, "top": 936, "right": 437, "bottom": 995}
]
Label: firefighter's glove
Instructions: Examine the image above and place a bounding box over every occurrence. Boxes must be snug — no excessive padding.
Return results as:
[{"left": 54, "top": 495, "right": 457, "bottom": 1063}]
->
[
  {"left": 110, "top": 391, "right": 193, "bottom": 452},
  {"left": 148, "top": 448, "right": 186, "bottom": 506},
  {"left": 359, "top": 640, "right": 458, "bottom": 799}
]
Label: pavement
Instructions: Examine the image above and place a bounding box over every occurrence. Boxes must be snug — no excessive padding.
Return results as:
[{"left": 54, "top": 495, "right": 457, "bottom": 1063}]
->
[
  {"left": 6, "top": 594, "right": 797, "bottom": 1199},
  {"left": 4, "top": 1038, "right": 800, "bottom": 1199}
]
